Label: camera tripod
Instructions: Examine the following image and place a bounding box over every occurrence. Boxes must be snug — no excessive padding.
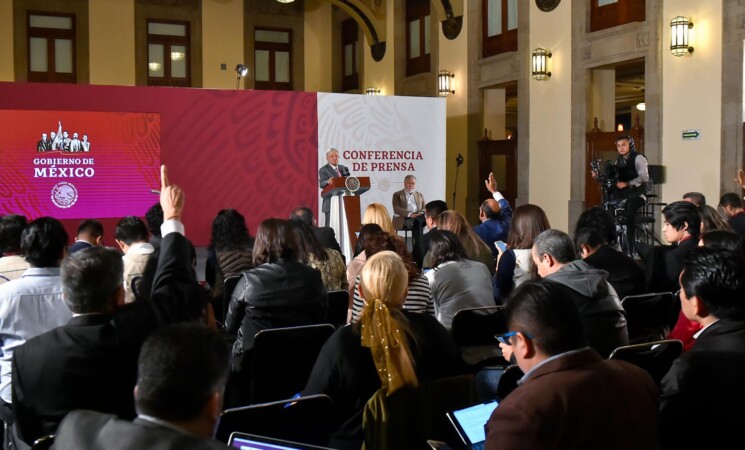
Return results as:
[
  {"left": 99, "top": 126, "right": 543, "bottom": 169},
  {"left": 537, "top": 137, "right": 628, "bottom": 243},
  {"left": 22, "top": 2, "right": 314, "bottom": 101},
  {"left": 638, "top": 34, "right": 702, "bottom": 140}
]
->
[{"left": 602, "top": 197, "right": 665, "bottom": 258}]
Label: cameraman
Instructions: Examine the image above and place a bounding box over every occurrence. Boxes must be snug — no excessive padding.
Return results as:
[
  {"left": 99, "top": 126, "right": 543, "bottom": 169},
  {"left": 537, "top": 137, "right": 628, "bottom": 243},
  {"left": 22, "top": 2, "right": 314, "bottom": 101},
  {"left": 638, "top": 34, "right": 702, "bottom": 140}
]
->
[{"left": 592, "top": 135, "right": 649, "bottom": 255}]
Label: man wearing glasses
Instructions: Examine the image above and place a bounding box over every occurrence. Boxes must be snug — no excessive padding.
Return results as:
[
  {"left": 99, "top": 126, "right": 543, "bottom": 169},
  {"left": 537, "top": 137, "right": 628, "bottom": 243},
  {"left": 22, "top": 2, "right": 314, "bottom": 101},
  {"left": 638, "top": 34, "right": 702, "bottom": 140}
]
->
[{"left": 485, "top": 281, "right": 659, "bottom": 450}]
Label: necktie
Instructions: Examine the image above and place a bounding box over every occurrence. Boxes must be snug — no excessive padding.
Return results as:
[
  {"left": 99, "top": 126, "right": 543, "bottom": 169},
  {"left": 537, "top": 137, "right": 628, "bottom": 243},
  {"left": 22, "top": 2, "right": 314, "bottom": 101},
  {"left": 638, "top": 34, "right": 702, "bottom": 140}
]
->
[{"left": 335, "top": 167, "right": 341, "bottom": 177}]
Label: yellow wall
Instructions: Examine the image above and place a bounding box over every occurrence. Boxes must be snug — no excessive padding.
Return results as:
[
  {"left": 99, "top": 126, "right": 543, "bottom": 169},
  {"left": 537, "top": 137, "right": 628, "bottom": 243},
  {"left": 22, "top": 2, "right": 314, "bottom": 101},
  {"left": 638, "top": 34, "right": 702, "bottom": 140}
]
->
[
  {"left": 362, "top": 1, "right": 394, "bottom": 95},
  {"left": 0, "top": 0, "right": 13, "bottom": 81},
  {"left": 529, "top": 0, "right": 572, "bottom": 231},
  {"left": 439, "top": 6, "right": 470, "bottom": 213},
  {"left": 304, "top": 0, "right": 332, "bottom": 93},
  {"left": 202, "top": 0, "right": 243, "bottom": 89},
  {"left": 661, "top": 0, "right": 723, "bottom": 208},
  {"left": 89, "top": 0, "right": 135, "bottom": 85}
]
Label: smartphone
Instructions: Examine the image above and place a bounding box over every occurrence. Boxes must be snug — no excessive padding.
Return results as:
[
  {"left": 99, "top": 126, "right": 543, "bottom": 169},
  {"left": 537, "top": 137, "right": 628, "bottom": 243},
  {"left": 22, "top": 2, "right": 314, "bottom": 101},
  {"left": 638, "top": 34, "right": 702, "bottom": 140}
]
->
[{"left": 495, "top": 241, "right": 507, "bottom": 252}]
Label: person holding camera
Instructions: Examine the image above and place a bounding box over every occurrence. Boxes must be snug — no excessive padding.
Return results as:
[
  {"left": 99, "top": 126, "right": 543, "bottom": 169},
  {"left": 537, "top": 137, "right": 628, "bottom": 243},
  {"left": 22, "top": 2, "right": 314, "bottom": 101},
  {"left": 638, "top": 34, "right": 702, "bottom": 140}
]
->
[{"left": 592, "top": 135, "right": 649, "bottom": 256}]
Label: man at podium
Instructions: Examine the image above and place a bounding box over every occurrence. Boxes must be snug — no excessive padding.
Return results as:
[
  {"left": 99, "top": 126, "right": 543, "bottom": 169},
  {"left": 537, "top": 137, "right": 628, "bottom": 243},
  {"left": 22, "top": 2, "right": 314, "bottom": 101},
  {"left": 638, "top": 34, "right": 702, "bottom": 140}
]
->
[{"left": 318, "top": 148, "right": 350, "bottom": 227}]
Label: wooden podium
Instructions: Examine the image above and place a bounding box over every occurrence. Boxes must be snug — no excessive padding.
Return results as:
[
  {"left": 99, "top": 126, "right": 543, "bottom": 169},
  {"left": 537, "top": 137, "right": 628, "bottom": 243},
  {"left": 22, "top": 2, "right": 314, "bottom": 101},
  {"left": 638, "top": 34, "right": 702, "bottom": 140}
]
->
[{"left": 321, "top": 176, "right": 370, "bottom": 252}]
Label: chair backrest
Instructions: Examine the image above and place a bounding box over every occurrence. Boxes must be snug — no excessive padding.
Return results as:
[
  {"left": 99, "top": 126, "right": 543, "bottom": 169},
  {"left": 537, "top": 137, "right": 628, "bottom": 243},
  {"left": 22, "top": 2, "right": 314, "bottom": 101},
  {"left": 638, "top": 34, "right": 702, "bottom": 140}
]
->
[
  {"left": 609, "top": 339, "right": 683, "bottom": 385},
  {"left": 221, "top": 275, "right": 242, "bottom": 322},
  {"left": 451, "top": 306, "right": 506, "bottom": 347},
  {"left": 326, "top": 290, "right": 349, "bottom": 329},
  {"left": 215, "top": 394, "right": 333, "bottom": 445},
  {"left": 621, "top": 292, "right": 677, "bottom": 344},
  {"left": 250, "top": 324, "right": 335, "bottom": 404},
  {"left": 362, "top": 375, "right": 477, "bottom": 450},
  {"left": 31, "top": 434, "right": 55, "bottom": 450},
  {"left": 130, "top": 276, "right": 143, "bottom": 301},
  {"left": 495, "top": 364, "right": 524, "bottom": 401}
]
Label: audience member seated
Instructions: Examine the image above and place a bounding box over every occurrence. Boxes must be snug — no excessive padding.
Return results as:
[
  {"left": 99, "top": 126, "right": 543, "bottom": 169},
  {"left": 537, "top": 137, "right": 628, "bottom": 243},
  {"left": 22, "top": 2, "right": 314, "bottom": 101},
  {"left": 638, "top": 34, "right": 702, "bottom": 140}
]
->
[
  {"left": 718, "top": 192, "right": 745, "bottom": 238},
  {"left": 425, "top": 211, "right": 494, "bottom": 273},
  {"left": 350, "top": 232, "right": 432, "bottom": 321},
  {"left": 667, "top": 229, "right": 745, "bottom": 351},
  {"left": 12, "top": 247, "right": 159, "bottom": 445},
  {"left": 643, "top": 201, "right": 700, "bottom": 293},
  {"left": 292, "top": 220, "right": 347, "bottom": 291},
  {"left": 575, "top": 226, "right": 645, "bottom": 300},
  {"left": 485, "top": 281, "right": 659, "bottom": 449},
  {"left": 145, "top": 203, "right": 164, "bottom": 250},
  {"left": 659, "top": 248, "right": 745, "bottom": 449},
  {"left": 205, "top": 209, "right": 254, "bottom": 307},
  {"left": 53, "top": 323, "right": 231, "bottom": 450},
  {"left": 68, "top": 219, "right": 104, "bottom": 254},
  {"left": 532, "top": 229, "right": 628, "bottom": 357},
  {"left": 0, "top": 215, "right": 29, "bottom": 285},
  {"left": 362, "top": 203, "right": 396, "bottom": 235},
  {"left": 682, "top": 191, "right": 706, "bottom": 206},
  {"left": 391, "top": 174, "right": 426, "bottom": 263},
  {"left": 290, "top": 206, "right": 341, "bottom": 255},
  {"left": 225, "top": 218, "right": 328, "bottom": 372},
  {"left": 492, "top": 204, "right": 550, "bottom": 303},
  {"left": 424, "top": 230, "right": 494, "bottom": 329},
  {"left": 0, "top": 217, "right": 72, "bottom": 406},
  {"left": 698, "top": 204, "right": 730, "bottom": 234},
  {"left": 114, "top": 216, "right": 155, "bottom": 304},
  {"left": 303, "top": 251, "right": 463, "bottom": 450},
  {"left": 416, "top": 200, "right": 447, "bottom": 269},
  {"left": 346, "top": 224, "right": 383, "bottom": 305},
  {"left": 474, "top": 172, "right": 513, "bottom": 259},
  {"left": 575, "top": 206, "right": 620, "bottom": 250}
]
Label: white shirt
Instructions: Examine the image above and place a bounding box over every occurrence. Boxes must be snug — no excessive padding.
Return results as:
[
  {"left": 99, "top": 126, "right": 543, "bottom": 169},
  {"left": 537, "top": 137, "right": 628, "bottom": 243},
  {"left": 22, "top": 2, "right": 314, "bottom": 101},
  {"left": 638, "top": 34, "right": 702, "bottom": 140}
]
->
[
  {"left": 406, "top": 191, "right": 418, "bottom": 213},
  {"left": 0, "top": 255, "right": 31, "bottom": 285},
  {"left": 0, "top": 267, "right": 72, "bottom": 402}
]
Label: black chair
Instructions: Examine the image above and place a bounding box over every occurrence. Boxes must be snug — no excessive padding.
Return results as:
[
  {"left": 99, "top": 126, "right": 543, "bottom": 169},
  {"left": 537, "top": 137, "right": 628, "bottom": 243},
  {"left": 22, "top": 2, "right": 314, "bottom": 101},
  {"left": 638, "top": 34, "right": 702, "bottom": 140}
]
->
[
  {"left": 362, "top": 375, "right": 477, "bottom": 450},
  {"left": 495, "top": 364, "right": 524, "bottom": 401},
  {"left": 130, "top": 276, "right": 143, "bottom": 301},
  {"left": 249, "top": 324, "right": 335, "bottom": 404},
  {"left": 31, "top": 435, "right": 54, "bottom": 450},
  {"left": 451, "top": 306, "right": 508, "bottom": 369},
  {"left": 609, "top": 339, "right": 683, "bottom": 386},
  {"left": 621, "top": 292, "right": 676, "bottom": 344},
  {"left": 221, "top": 275, "right": 242, "bottom": 323},
  {"left": 326, "top": 290, "right": 349, "bottom": 329},
  {"left": 215, "top": 394, "right": 333, "bottom": 445}
]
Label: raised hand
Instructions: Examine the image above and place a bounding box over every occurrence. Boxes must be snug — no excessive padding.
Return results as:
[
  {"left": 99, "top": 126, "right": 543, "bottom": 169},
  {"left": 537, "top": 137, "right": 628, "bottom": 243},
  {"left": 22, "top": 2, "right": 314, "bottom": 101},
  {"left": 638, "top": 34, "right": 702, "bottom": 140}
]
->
[
  {"left": 485, "top": 172, "right": 498, "bottom": 194},
  {"left": 160, "top": 165, "right": 184, "bottom": 221}
]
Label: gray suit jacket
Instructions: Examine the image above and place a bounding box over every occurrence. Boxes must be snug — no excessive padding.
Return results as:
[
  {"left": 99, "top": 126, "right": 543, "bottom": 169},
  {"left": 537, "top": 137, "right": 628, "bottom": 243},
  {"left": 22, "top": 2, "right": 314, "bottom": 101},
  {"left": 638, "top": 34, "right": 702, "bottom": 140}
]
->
[
  {"left": 53, "top": 410, "right": 231, "bottom": 450},
  {"left": 318, "top": 163, "right": 350, "bottom": 213}
]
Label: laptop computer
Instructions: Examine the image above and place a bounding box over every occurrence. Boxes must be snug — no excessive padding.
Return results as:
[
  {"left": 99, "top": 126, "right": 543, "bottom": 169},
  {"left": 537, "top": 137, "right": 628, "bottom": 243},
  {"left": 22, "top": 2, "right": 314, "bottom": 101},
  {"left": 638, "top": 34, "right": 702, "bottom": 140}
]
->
[
  {"left": 445, "top": 400, "right": 499, "bottom": 450},
  {"left": 227, "top": 432, "right": 336, "bottom": 450}
]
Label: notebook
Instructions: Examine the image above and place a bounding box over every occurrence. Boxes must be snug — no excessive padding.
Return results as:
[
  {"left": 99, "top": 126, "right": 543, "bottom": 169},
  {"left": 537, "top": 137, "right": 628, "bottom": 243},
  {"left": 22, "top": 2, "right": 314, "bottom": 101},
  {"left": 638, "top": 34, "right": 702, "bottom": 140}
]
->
[
  {"left": 228, "top": 432, "right": 336, "bottom": 450},
  {"left": 445, "top": 400, "right": 499, "bottom": 450}
]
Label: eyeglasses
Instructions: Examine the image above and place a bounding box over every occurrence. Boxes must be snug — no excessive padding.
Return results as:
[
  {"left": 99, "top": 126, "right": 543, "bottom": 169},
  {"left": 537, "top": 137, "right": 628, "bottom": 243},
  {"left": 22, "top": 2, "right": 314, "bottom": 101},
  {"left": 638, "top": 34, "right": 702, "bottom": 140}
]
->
[{"left": 495, "top": 331, "right": 533, "bottom": 345}]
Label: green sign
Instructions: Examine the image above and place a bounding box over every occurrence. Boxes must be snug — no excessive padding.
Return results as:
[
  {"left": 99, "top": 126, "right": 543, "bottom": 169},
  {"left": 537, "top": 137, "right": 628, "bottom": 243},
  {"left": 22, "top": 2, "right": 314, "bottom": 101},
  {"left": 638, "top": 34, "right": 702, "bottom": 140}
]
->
[{"left": 682, "top": 129, "right": 700, "bottom": 140}]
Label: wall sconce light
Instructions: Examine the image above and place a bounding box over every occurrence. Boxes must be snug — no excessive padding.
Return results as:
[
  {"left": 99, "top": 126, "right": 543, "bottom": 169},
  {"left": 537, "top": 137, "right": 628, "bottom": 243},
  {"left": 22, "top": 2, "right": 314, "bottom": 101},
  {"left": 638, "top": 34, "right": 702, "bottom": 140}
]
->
[
  {"left": 365, "top": 87, "right": 380, "bottom": 95},
  {"left": 670, "top": 16, "right": 694, "bottom": 56},
  {"left": 617, "top": 124, "right": 624, "bottom": 132},
  {"left": 235, "top": 64, "right": 248, "bottom": 90},
  {"left": 636, "top": 102, "right": 646, "bottom": 111},
  {"left": 438, "top": 70, "right": 455, "bottom": 96},
  {"left": 531, "top": 48, "right": 552, "bottom": 80}
]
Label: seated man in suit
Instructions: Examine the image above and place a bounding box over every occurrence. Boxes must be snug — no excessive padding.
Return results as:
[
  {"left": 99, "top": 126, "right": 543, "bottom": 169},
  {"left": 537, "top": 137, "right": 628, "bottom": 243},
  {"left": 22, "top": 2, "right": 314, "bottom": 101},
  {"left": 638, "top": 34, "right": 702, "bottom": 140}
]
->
[
  {"left": 418, "top": 200, "right": 447, "bottom": 269},
  {"left": 11, "top": 246, "right": 160, "bottom": 445},
  {"left": 574, "top": 226, "right": 645, "bottom": 300},
  {"left": 719, "top": 192, "right": 745, "bottom": 238},
  {"left": 53, "top": 323, "right": 231, "bottom": 450},
  {"left": 392, "top": 175, "right": 426, "bottom": 264},
  {"left": 68, "top": 219, "right": 104, "bottom": 254},
  {"left": 114, "top": 216, "right": 155, "bottom": 304},
  {"left": 659, "top": 247, "right": 745, "bottom": 449},
  {"left": 532, "top": 229, "right": 628, "bottom": 357},
  {"left": 291, "top": 206, "right": 341, "bottom": 256},
  {"left": 486, "top": 280, "right": 659, "bottom": 450},
  {"left": 475, "top": 172, "right": 513, "bottom": 258}
]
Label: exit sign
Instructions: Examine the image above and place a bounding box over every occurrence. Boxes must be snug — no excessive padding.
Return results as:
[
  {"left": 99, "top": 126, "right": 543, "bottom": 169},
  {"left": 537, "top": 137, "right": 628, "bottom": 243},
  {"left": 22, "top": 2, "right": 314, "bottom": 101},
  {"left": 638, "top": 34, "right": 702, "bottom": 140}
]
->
[{"left": 682, "top": 129, "right": 700, "bottom": 140}]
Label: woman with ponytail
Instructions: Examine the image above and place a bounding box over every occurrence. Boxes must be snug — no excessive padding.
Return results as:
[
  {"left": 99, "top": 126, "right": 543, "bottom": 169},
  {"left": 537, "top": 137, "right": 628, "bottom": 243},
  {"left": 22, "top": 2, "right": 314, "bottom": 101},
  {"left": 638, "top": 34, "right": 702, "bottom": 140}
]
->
[{"left": 304, "top": 251, "right": 463, "bottom": 450}]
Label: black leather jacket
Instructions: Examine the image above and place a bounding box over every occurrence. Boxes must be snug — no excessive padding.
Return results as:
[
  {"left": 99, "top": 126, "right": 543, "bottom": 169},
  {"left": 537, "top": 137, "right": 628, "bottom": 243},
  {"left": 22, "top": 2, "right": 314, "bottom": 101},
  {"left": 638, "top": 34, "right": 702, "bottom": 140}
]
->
[{"left": 225, "top": 259, "right": 328, "bottom": 363}]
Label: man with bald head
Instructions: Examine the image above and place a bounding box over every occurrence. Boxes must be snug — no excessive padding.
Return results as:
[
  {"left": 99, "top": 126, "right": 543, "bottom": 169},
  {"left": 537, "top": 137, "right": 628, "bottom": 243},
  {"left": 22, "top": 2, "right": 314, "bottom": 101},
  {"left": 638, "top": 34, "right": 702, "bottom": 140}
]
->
[{"left": 474, "top": 173, "right": 513, "bottom": 258}]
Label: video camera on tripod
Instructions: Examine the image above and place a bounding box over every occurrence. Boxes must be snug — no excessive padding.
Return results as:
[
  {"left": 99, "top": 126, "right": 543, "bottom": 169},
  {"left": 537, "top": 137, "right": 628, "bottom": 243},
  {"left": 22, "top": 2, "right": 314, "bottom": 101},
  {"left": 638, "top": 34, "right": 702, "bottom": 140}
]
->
[{"left": 590, "top": 158, "right": 627, "bottom": 199}]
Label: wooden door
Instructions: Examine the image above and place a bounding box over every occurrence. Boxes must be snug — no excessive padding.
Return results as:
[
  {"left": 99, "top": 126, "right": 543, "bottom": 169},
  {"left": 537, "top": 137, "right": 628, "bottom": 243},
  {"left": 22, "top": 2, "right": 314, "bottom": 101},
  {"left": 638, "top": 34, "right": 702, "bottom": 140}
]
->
[{"left": 479, "top": 139, "right": 517, "bottom": 208}]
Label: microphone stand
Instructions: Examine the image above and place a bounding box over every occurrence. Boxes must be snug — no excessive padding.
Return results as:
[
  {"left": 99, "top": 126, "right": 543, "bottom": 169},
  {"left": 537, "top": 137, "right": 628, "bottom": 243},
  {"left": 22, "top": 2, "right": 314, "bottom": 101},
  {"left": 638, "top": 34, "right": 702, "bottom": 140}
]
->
[{"left": 451, "top": 153, "right": 464, "bottom": 208}]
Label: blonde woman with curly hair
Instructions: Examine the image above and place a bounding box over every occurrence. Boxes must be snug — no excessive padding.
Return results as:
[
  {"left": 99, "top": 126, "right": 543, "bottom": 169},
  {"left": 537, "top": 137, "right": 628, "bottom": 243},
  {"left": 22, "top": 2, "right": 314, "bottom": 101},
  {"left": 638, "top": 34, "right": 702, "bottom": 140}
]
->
[
  {"left": 304, "top": 251, "right": 463, "bottom": 450},
  {"left": 362, "top": 203, "right": 396, "bottom": 235},
  {"left": 423, "top": 210, "right": 495, "bottom": 272}
]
